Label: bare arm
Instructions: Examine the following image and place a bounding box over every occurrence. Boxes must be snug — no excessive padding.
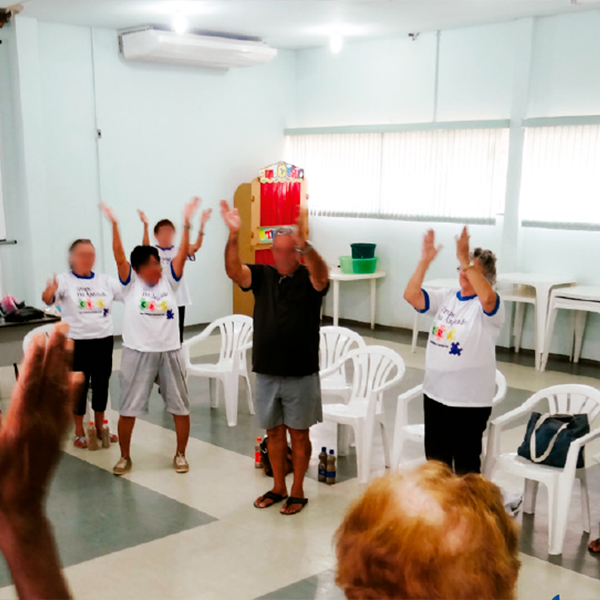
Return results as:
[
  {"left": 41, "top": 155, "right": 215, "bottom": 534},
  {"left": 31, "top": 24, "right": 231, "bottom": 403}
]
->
[
  {"left": 189, "top": 208, "right": 212, "bottom": 256},
  {"left": 0, "top": 322, "right": 84, "bottom": 600},
  {"left": 41, "top": 276, "right": 59, "bottom": 305},
  {"left": 292, "top": 207, "right": 328, "bottom": 292},
  {"left": 456, "top": 226, "right": 497, "bottom": 313},
  {"left": 138, "top": 210, "right": 150, "bottom": 246},
  {"left": 171, "top": 197, "right": 200, "bottom": 279},
  {"left": 220, "top": 200, "right": 251, "bottom": 289},
  {"left": 100, "top": 204, "right": 130, "bottom": 283},
  {"left": 404, "top": 229, "right": 443, "bottom": 311}
]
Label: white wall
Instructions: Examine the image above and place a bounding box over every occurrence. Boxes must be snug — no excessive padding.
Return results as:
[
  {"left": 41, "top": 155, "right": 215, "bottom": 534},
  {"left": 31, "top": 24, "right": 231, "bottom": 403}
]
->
[
  {"left": 4, "top": 10, "right": 600, "bottom": 358},
  {"left": 0, "top": 25, "right": 28, "bottom": 299},
  {"left": 4, "top": 17, "right": 295, "bottom": 332},
  {"left": 295, "top": 11, "right": 600, "bottom": 360}
]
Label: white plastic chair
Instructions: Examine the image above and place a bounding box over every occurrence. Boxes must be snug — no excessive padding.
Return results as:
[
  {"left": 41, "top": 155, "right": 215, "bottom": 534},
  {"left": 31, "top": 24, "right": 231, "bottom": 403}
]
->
[
  {"left": 319, "top": 326, "right": 366, "bottom": 403},
  {"left": 182, "top": 315, "right": 254, "bottom": 427},
  {"left": 391, "top": 370, "right": 507, "bottom": 472},
  {"left": 320, "top": 345, "right": 406, "bottom": 484},
  {"left": 484, "top": 384, "right": 600, "bottom": 555}
]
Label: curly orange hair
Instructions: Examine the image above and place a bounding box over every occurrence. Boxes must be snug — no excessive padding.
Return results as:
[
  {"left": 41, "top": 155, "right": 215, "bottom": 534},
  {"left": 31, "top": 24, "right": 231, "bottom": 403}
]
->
[{"left": 335, "top": 462, "right": 520, "bottom": 600}]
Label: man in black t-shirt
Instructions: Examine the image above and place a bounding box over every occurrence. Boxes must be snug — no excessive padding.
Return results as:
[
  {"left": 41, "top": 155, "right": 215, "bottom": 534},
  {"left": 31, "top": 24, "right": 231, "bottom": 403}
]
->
[{"left": 220, "top": 200, "right": 329, "bottom": 515}]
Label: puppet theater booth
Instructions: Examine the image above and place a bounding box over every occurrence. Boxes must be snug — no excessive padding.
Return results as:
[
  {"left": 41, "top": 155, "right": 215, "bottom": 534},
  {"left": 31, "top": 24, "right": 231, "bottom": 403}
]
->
[{"left": 233, "top": 162, "right": 308, "bottom": 316}]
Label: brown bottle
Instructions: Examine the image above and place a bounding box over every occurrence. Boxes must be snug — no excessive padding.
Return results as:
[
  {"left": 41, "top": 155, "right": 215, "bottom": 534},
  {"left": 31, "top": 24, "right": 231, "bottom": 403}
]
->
[
  {"left": 101, "top": 420, "right": 111, "bottom": 449},
  {"left": 86, "top": 421, "right": 99, "bottom": 451}
]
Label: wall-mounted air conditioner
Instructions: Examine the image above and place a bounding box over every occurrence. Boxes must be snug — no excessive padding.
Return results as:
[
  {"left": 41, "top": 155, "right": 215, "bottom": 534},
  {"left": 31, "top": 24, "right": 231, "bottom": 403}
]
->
[{"left": 119, "top": 28, "right": 277, "bottom": 70}]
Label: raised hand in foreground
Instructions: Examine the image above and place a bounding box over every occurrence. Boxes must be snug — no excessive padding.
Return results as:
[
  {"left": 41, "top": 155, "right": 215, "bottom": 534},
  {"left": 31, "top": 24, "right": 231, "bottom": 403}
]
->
[{"left": 0, "top": 323, "right": 83, "bottom": 600}]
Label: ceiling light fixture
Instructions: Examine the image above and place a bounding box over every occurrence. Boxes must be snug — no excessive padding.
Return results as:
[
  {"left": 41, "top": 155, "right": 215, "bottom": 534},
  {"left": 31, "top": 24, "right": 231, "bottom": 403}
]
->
[
  {"left": 172, "top": 13, "right": 189, "bottom": 35},
  {"left": 330, "top": 33, "right": 343, "bottom": 54}
]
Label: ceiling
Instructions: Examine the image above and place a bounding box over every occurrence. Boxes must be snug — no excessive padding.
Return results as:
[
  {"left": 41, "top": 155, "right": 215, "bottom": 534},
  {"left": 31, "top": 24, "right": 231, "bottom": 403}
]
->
[{"left": 3, "top": 0, "right": 600, "bottom": 49}]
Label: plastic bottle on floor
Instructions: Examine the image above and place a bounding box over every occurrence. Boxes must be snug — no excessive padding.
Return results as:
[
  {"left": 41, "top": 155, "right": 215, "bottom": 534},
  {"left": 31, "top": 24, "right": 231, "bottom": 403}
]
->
[
  {"left": 326, "top": 449, "right": 336, "bottom": 485},
  {"left": 86, "top": 421, "right": 99, "bottom": 451},
  {"left": 101, "top": 420, "right": 111, "bottom": 449},
  {"left": 255, "top": 437, "right": 263, "bottom": 468},
  {"left": 318, "top": 447, "right": 327, "bottom": 482}
]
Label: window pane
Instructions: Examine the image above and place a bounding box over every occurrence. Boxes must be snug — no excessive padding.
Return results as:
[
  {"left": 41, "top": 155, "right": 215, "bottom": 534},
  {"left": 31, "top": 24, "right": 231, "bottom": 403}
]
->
[
  {"left": 284, "top": 133, "right": 382, "bottom": 217},
  {"left": 520, "top": 125, "right": 600, "bottom": 224},
  {"left": 285, "top": 128, "right": 509, "bottom": 220},
  {"left": 381, "top": 128, "right": 509, "bottom": 220}
]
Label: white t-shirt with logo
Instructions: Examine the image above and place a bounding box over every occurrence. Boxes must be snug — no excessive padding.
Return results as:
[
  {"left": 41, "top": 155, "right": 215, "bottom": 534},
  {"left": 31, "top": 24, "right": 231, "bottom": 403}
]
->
[
  {"left": 120, "top": 264, "right": 182, "bottom": 353},
  {"left": 155, "top": 246, "right": 192, "bottom": 307},
  {"left": 55, "top": 272, "right": 123, "bottom": 340},
  {"left": 417, "top": 288, "right": 505, "bottom": 408}
]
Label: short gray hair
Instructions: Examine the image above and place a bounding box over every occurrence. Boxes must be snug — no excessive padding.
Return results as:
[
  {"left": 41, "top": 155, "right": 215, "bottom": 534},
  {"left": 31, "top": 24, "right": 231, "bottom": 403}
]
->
[
  {"left": 471, "top": 247, "right": 497, "bottom": 286},
  {"left": 272, "top": 226, "right": 295, "bottom": 241}
]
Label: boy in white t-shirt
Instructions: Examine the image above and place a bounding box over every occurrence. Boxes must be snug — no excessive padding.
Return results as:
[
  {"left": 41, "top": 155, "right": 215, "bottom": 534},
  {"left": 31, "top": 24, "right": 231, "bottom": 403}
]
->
[
  {"left": 404, "top": 226, "right": 504, "bottom": 475},
  {"left": 100, "top": 198, "right": 199, "bottom": 476},
  {"left": 137, "top": 206, "right": 212, "bottom": 343}
]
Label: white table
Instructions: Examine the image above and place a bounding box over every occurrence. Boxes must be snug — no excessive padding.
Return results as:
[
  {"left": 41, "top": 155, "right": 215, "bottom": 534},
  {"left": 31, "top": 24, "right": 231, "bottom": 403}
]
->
[
  {"left": 329, "top": 267, "right": 386, "bottom": 329},
  {"left": 541, "top": 285, "right": 600, "bottom": 371},
  {"left": 411, "top": 278, "right": 458, "bottom": 352},
  {"left": 497, "top": 273, "right": 576, "bottom": 370}
]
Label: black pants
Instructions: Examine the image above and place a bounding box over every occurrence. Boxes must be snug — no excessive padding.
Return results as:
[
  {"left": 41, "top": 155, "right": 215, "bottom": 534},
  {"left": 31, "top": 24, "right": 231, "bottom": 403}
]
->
[
  {"left": 423, "top": 394, "right": 492, "bottom": 475},
  {"left": 72, "top": 336, "right": 114, "bottom": 416},
  {"left": 178, "top": 306, "right": 186, "bottom": 343}
]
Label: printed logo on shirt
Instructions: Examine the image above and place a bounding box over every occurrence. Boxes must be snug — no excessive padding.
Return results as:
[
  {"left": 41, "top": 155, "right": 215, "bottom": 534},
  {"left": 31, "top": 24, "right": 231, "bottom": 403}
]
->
[
  {"left": 431, "top": 307, "right": 468, "bottom": 356},
  {"left": 138, "top": 290, "right": 173, "bottom": 318},
  {"left": 75, "top": 287, "right": 110, "bottom": 317}
]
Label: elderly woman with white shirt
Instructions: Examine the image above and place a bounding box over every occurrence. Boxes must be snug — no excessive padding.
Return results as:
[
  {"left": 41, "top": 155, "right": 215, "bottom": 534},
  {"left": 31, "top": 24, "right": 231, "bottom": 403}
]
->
[
  {"left": 41, "top": 239, "right": 122, "bottom": 449},
  {"left": 404, "top": 226, "right": 504, "bottom": 475}
]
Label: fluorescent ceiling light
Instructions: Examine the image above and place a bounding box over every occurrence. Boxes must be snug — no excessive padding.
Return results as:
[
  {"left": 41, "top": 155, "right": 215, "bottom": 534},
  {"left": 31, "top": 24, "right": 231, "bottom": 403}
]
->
[
  {"left": 172, "top": 13, "right": 188, "bottom": 35},
  {"left": 330, "top": 33, "right": 343, "bottom": 54}
]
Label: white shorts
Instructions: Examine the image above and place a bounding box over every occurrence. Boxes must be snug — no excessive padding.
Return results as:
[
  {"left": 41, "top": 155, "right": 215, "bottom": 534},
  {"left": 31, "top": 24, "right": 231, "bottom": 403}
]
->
[{"left": 119, "top": 347, "right": 189, "bottom": 417}]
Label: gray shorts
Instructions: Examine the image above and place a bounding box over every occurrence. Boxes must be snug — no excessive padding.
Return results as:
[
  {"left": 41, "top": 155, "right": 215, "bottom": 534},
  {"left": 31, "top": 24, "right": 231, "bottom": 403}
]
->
[
  {"left": 255, "top": 373, "right": 322, "bottom": 431},
  {"left": 120, "top": 347, "right": 190, "bottom": 417}
]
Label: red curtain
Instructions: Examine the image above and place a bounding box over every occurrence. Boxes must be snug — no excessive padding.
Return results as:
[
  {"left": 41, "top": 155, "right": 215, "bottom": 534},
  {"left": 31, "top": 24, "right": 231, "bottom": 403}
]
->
[
  {"left": 256, "top": 180, "right": 302, "bottom": 266},
  {"left": 260, "top": 181, "right": 302, "bottom": 226},
  {"left": 255, "top": 249, "right": 274, "bottom": 265}
]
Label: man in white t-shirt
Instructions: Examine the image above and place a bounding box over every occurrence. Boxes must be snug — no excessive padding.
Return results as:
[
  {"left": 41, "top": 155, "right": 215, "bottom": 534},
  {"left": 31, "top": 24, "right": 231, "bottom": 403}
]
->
[
  {"left": 404, "top": 226, "right": 504, "bottom": 475},
  {"left": 137, "top": 207, "right": 212, "bottom": 342},
  {"left": 100, "top": 198, "right": 199, "bottom": 476}
]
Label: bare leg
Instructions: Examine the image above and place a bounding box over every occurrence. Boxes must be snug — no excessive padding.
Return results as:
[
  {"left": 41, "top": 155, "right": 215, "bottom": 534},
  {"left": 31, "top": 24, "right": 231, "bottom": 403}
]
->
[
  {"left": 255, "top": 424, "right": 288, "bottom": 507},
  {"left": 74, "top": 415, "right": 85, "bottom": 438},
  {"left": 281, "top": 427, "right": 311, "bottom": 514},
  {"left": 94, "top": 411, "right": 104, "bottom": 437},
  {"left": 118, "top": 416, "right": 136, "bottom": 459},
  {"left": 73, "top": 415, "right": 87, "bottom": 448},
  {"left": 173, "top": 414, "right": 190, "bottom": 455}
]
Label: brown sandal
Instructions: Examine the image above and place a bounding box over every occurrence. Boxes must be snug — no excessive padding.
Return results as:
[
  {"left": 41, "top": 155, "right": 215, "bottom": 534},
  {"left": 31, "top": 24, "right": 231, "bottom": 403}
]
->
[
  {"left": 280, "top": 497, "right": 309, "bottom": 515},
  {"left": 589, "top": 538, "right": 600, "bottom": 553},
  {"left": 254, "top": 491, "right": 288, "bottom": 509}
]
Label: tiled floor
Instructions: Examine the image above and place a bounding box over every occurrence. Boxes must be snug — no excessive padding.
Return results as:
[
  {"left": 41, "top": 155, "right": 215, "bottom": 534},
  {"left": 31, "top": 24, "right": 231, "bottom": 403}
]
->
[{"left": 1, "top": 322, "right": 600, "bottom": 599}]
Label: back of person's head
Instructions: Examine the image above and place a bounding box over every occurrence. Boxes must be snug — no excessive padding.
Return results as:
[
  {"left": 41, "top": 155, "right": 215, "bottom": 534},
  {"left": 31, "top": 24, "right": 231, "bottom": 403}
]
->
[
  {"left": 131, "top": 245, "right": 160, "bottom": 271},
  {"left": 336, "top": 462, "right": 520, "bottom": 600}
]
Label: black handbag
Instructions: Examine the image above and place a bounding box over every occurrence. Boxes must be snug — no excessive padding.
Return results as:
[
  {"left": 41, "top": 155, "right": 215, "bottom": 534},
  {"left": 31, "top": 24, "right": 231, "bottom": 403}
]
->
[
  {"left": 517, "top": 412, "right": 589, "bottom": 469},
  {"left": 259, "top": 436, "right": 293, "bottom": 477},
  {"left": 4, "top": 305, "right": 45, "bottom": 323}
]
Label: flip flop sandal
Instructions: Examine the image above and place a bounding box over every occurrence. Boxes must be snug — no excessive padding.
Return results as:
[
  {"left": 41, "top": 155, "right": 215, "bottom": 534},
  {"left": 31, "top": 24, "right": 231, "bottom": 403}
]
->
[
  {"left": 281, "top": 497, "right": 309, "bottom": 515},
  {"left": 589, "top": 539, "right": 600, "bottom": 553},
  {"left": 254, "top": 491, "right": 288, "bottom": 509},
  {"left": 73, "top": 436, "right": 88, "bottom": 449}
]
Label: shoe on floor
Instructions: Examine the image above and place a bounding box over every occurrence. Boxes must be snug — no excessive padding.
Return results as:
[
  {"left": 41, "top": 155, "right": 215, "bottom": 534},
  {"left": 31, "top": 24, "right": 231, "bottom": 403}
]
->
[
  {"left": 113, "top": 456, "right": 132, "bottom": 476},
  {"left": 174, "top": 453, "right": 189, "bottom": 474}
]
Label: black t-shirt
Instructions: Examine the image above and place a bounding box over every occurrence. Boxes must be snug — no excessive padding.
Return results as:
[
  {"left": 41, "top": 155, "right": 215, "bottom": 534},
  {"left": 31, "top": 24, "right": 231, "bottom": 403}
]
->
[{"left": 242, "top": 264, "right": 329, "bottom": 377}]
